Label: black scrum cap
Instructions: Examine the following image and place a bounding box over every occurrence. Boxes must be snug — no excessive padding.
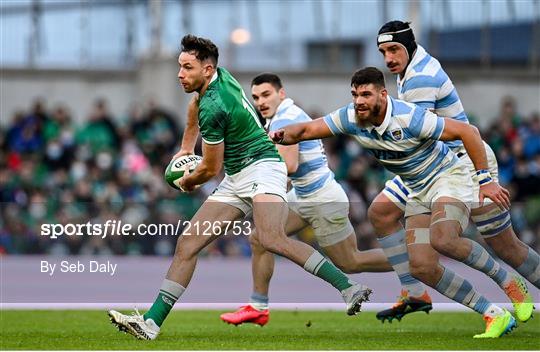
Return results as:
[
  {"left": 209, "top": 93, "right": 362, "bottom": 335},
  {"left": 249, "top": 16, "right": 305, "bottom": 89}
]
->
[{"left": 377, "top": 21, "right": 417, "bottom": 61}]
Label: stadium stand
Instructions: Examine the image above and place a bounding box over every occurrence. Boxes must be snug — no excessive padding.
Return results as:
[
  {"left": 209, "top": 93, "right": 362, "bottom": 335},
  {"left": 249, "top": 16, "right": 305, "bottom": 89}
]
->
[{"left": 1, "top": 96, "right": 539, "bottom": 256}]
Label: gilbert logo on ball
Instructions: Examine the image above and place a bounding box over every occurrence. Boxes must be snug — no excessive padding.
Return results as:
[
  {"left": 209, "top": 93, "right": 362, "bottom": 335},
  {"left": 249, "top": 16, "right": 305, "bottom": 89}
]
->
[{"left": 165, "top": 155, "right": 203, "bottom": 190}]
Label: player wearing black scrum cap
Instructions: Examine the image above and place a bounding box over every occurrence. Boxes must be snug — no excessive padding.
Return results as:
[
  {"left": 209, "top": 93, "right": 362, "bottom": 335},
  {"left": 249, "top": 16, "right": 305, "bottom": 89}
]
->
[{"left": 371, "top": 20, "right": 535, "bottom": 326}]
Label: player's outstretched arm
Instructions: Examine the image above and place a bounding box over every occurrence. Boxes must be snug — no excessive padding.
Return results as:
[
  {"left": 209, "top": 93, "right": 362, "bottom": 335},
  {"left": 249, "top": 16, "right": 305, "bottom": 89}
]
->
[
  {"left": 269, "top": 117, "right": 333, "bottom": 145},
  {"left": 174, "top": 95, "right": 201, "bottom": 158},
  {"left": 439, "top": 118, "right": 510, "bottom": 209},
  {"left": 179, "top": 141, "right": 223, "bottom": 192}
]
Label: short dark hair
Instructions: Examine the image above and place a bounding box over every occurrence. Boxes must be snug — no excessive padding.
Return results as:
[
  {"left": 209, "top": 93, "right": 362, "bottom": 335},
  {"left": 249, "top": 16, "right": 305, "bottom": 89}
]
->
[
  {"left": 181, "top": 34, "right": 219, "bottom": 66},
  {"left": 350, "top": 67, "right": 386, "bottom": 89},
  {"left": 251, "top": 73, "right": 283, "bottom": 91}
]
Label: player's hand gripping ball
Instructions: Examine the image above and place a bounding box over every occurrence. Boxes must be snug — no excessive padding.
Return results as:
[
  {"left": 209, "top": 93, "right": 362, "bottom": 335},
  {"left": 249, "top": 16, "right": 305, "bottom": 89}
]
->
[{"left": 165, "top": 154, "right": 203, "bottom": 191}]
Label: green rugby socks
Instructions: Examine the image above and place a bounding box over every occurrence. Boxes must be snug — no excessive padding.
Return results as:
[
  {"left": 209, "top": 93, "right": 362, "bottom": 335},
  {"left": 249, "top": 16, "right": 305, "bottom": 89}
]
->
[
  {"left": 303, "top": 251, "right": 355, "bottom": 291},
  {"left": 144, "top": 279, "right": 185, "bottom": 327}
]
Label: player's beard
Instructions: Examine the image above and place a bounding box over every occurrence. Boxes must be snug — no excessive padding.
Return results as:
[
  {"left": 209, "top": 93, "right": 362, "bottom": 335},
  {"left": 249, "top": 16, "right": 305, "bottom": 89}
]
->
[
  {"left": 355, "top": 97, "right": 382, "bottom": 126},
  {"left": 371, "top": 98, "right": 382, "bottom": 117}
]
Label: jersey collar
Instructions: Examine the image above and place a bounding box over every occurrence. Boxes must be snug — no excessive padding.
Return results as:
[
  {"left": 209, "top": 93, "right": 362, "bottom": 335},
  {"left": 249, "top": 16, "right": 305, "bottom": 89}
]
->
[
  {"left": 209, "top": 70, "right": 219, "bottom": 84},
  {"left": 364, "top": 96, "right": 392, "bottom": 135},
  {"left": 398, "top": 45, "right": 427, "bottom": 85},
  {"left": 201, "top": 70, "right": 219, "bottom": 97},
  {"left": 275, "top": 98, "right": 294, "bottom": 116}
]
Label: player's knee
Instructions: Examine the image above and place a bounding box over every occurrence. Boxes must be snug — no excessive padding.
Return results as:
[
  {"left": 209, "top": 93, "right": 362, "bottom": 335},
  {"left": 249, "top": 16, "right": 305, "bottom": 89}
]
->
[
  {"left": 249, "top": 231, "right": 265, "bottom": 254},
  {"left": 260, "top": 242, "right": 285, "bottom": 256},
  {"left": 248, "top": 229, "right": 259, "bottom": 244},
  {"left": 174, "top": 237, "right": 201, "bottom": 260},
  {"left": 368, "top": 201, "right": 401, "bottom": 233},
  {"left": 430, "top": 224, "right": 460, "bottom": 256},
  {"left": 430, "top": 236, "right": 455, "bottom": 257},
  {"left": 258, "top": 235, "right": 286, "bottom": 255}
]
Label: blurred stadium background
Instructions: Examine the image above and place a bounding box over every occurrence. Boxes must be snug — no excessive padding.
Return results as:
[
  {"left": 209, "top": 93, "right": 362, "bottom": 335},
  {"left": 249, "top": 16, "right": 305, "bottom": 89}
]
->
[{"left": 0, "top": 0, "right": 539, "bottom": 307}]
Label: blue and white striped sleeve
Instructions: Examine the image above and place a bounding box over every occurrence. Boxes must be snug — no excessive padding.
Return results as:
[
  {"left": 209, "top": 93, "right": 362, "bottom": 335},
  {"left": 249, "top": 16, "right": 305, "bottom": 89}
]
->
[
  {"left": 407, "top": 106, "right": 444, "bottom": 140},
  {"left": 401, "top": 72, "right": 446, "bottom": 109},
  {"left": 417, "top": 109, "right": 445, "bottom": 140},
  {"left": 412, "top": 100, "right": 436, "bottom": 110},
  {"left": 323, "top": 105, "right": 350, "bottom": 135}
]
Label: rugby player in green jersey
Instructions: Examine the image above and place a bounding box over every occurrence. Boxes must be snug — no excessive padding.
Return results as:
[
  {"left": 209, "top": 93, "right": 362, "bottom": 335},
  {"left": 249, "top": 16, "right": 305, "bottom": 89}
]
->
[{"left": 108, "top": 34, "right": 372, "bottom": 340}]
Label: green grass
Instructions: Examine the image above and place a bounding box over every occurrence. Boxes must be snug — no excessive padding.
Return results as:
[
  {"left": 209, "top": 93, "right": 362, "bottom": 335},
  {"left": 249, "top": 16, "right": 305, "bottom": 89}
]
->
[{"left": 0, "top": 310, "right": 538, "bottom": 350}]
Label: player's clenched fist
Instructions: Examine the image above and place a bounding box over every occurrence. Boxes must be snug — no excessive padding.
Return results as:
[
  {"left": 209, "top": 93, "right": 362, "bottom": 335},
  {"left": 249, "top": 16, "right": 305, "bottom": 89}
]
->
[{"left": 268, "top": 129, "right": 285, "bottom": 144}]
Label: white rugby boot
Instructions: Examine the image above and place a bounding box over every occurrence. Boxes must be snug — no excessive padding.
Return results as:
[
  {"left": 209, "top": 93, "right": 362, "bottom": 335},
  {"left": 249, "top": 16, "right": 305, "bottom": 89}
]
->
[
  {"left": 108, "top": 308, "right": 160, "bottom": 340},
  {"left": 342, "top": 284, "right": 373, "bottom": 315}
]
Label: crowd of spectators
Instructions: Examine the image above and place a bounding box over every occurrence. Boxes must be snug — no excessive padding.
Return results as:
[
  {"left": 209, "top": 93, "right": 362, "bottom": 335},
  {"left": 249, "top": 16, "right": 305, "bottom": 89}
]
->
[{"left": 1, "top": 96, "right": 539, "bottom": 256}]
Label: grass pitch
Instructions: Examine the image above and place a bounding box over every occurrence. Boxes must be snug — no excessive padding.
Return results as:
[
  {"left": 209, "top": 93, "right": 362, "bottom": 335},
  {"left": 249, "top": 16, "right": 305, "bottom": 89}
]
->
[{"left": 0, "top": 310, "right": 538, "bottom": 350}]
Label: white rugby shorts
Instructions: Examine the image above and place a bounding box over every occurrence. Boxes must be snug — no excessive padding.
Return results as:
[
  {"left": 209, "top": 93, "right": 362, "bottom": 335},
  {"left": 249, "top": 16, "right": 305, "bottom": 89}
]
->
[
  {"left": 288, "top": 179, "right": 354, "bottom": 247},
  {"left": 208, "top": 160, "right": 288, "bottom": 214}
]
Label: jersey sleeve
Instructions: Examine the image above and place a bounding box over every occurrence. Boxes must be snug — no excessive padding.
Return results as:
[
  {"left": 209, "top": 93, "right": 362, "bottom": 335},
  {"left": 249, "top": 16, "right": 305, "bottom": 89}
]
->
[
  {"left": 401, "top": 74, "right": 445, "bottom": 109},
  {"left": 198, "top": 103, "right": 227, "bottom": 145},
  {"left": 408, "top": 106, "right": 445, "bottom": 140},
  {"left": 322, "top": 105, "right": 353, "bottom": 135}
]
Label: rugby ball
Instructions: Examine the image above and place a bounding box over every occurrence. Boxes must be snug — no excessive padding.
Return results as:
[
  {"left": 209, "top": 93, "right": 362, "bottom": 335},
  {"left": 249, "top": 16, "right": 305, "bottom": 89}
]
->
[{"left": 165, "top": 154, "right": 203, "bottom": 190}]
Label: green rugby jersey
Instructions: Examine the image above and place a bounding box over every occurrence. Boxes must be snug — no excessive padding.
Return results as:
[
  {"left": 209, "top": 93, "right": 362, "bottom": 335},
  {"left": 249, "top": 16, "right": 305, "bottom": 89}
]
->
[{"left": 198, "top": 67, "right": 282, "bottom": 175}]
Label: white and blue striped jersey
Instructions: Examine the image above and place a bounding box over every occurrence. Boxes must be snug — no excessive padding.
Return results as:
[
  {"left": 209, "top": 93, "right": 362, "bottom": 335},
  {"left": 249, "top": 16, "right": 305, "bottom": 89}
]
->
[
  {"left": 269, "top": 98, "right": 334, "bottom": 196},
  {"left": 323, "top": 96, "right": 458, "bottom": 192},
  {"left": 397, "top": 45, "right": 469, "bottom": 149}
]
